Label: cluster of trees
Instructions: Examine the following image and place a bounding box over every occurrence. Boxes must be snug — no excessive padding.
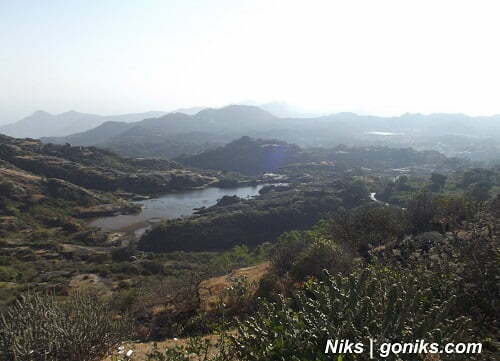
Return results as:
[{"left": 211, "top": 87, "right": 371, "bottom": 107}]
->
[
  {"left": 138, "top": 178, "right": 370, "bottom": 252},
  {"left": 1, "top": 132, "right": 499, "bottom": 361},
  {"left": 176, "top": 136, "right": 456, "bottom": 177},
  {"left": 378, "top": 167, "right": 500, "bottom": 207},
  {"left": 139, "top": 191, "right": 344, "bottom": 252},
  {"left": 311, "top": 145, "right": 448, "bottom": 170},
  {"left": 176, "top": 136, "right": 305, "bottom": 175}
]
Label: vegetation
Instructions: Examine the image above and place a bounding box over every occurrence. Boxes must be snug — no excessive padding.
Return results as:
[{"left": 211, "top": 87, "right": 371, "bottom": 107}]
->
[
  {"left": 39, "top": 105, "right": 500, "bottom": 162},
  {"left": 138, "top": 180, "right": 358, "bottom": 252},
  {"left": 176, "top": 136, "right": 304, "bottom": 175},
  {"left": 0, "top": 291, "right": 131, "bottom": 361},
  {"left": 0, "top": 134, "right": 215, "bottom": 195},
  {"left": 0, "top": 132, "right": 498, "bottom": 360}
]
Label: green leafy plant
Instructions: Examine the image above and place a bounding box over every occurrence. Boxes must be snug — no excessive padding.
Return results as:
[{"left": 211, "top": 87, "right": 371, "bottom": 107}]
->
[{"left": 232, "top": 267, "right": 475, "bottom": 361}]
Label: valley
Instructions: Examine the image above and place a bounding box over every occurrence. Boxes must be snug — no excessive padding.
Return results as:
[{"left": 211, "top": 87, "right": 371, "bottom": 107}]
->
[
  {"left": 2, "top": 3, "right": 499, "bottom": 360},
  {"left": 1, "top": 123, "right": 498, "bottom": 361}
]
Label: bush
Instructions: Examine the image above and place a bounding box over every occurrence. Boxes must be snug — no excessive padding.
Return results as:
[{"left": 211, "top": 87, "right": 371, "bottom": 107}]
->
[
  {"left": 0, "top": 291, "right": 132, "bottom": 361},
  {"left": 232, "top": 267, "right": 475, "bottom": 361},
  {"left": 0, "top": 266, "right": 18, "bottom": 282},
  {"left": 290, "top": 237, "right": 353, "bottom": 281},
  {"left": 271, "top": 231, "right": 310, "bottom": 275},
  {"left": 111, "top": 245, "right": 136, "bottom": 262},
  {"left": 0, "top": 181, "right": 16, "bottom": 195}
]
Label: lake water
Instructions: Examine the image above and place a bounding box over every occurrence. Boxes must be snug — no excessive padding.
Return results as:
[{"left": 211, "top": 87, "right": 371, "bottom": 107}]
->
[
  {"left": 365, "top": 131, "right": 401, "bottom": 136},
  {"left": 89, "top": 185, "right": 266, "bottom": 231}
]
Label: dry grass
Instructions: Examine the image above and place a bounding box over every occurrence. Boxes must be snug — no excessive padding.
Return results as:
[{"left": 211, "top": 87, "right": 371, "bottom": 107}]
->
[
  {"left": 102, "top": 262, "right": 271, "bottom": 360},
  {"left": 0, "top": 167, "right": 42, "bottom": 181},
  {"left": 105, "top": 332, "right": 229, "bottom": 361},
  {"left": 68, "top": 273, "right": 113, "bottom": 297},
  {"left": 198, "top": 262, "right": 270, "bottom": 312}
]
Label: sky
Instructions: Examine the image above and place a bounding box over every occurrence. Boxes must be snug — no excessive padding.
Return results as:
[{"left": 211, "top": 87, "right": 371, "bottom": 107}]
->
[{"left": 1, "top": 0, "right": 500, "bottom": 124}]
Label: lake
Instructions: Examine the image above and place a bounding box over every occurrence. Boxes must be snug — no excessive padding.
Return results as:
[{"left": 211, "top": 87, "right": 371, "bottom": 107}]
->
[{"left": 89, "top": 184, "right": 266, "bottom": 231}]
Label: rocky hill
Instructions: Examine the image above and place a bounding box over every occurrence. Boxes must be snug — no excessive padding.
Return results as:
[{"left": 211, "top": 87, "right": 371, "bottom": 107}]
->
[{"left": 0, "top": 135, "right": 215, "bottom": 195}]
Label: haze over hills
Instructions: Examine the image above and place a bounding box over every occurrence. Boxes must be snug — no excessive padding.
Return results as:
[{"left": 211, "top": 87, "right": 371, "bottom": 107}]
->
[
  {"left": 175, "top": 136, "right": 450, "bottom": 175},
  {"left": 0, "top": 110, "right": 169, "bottom": 139},
  {"left": 239, "top": 101, "right": 329, "bottom": 118},
  {"left": 176, "top": 136, "right": 305, "bottom": 175},
  {"left": 40, "top": 105, "right": 500, "bottom": 162},
  {"left": 0, "top": 102, "right": 299, "bottom": 139},
  {"left": 42, "top": 105, "right": 280, "bottom": 158},
  {"left": 0, "top": 101, "right": 323, "bottom": 139}
]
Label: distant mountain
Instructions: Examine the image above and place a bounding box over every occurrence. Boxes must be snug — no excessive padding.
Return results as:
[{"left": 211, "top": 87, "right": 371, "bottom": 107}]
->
[
  {"left": 42, "top": 105, "right": 278, "bottom": 158},
  {"left": 43, "top": 121, "right": 136, "bottom": 146},
  {"left": 0, "top": 110, "right": 167, "bottom": 139},
  {"left": 254, "top": 101, "right": 327, "bottom": 118},
  {"left": 176, "top": 136, "right": 304, "bottom": 175},
  {"left": 173, "top": 106, "right": 207, "bottom": 115},
  {"left": 193, "top": 105, "right": 278, "bottom": 133},
  {"left": 40, "top": 105, "right": 500, "bottom": 161}
]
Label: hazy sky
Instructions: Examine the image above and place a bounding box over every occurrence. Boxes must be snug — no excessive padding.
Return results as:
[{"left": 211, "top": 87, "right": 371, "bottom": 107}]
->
[{"left": 2, "top": 0, "right": 500, "bottom": 124}]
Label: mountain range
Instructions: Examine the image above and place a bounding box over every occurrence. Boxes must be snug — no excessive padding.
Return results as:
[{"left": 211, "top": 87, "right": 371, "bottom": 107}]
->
[
  {"left": 38, "top": 105, "right": 500, "bottom": 161},
  {"left": 41, "top": 105, "right": 280, "bottom": 158},
  {"left": 4, "top": 105, "right": 500, "bottom": 161},
  {"left": 0, "top": 102, "right": 310, "bottom": 139},
  {"left": 0, "top": 110, "right": 169, "bottom": 139}
]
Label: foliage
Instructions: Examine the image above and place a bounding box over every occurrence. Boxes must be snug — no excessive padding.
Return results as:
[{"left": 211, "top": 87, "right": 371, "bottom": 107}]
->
[
  {"left": 289, "top": 237, "right": 353, "bottom": 281},
  {"left": 429, "top": 172, "right": 447, "bottom": 192},
  {"left": 0, "top": 291, "right": 132, "bottom": 361},
  {"left": 232, "top": 267, "right": 475, "bottom": 361},
  {"left": 176, "top": 136, "right": 304, "bottom": 175},
  {"left": 407, "top": 191, "right": 436, "bottom": 233},
  {"left": 208, "top": 245, "right": 269, "bottom": 275},
  {"left": 139, "top": 183, "right": 346, "bottom": 252},
  {"left": 270, "top": 231, "right": 311, "bottom": 275},
  {"left": 111, "top": 245, "right": 137, "bottom": 262},
  {"left": 223, "top": 276, "right": 254, "bottom": 313},
  {"left": 329, "top": 205, "right": 408, "bottom": 253}
]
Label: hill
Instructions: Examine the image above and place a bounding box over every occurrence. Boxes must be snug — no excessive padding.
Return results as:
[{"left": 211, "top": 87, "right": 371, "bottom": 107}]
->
[
  {"left": 42, "top": 105, "right": 278, "bottom": 158},
  {"left": 0, "top": 134, "right": 215, "bottom": 196},
  {"left": 0, "top": 133, "right": 217, "bottom": 274},
  {"left": 40, "top": 106, "right": 500, "bottom": 161},
  {"left": 176, "top": 136, "right": 305, "bottom": 175},
  {"left": 0, "top": 110, "right": 167, "bottom": 139}
]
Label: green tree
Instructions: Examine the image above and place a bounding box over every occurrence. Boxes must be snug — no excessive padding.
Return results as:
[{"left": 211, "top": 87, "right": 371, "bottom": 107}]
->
[
  {"left": 407, "top": 191, "right": 435, "bottom": 233},
  {"left": 290, "top": 238, "right": 352, "bottom": 280},
  {"left": 467, "top": 181, "right": 493, "bottom": 202},
  {"left": 429, "top": 173, "right": 447, "bottom": 192}
]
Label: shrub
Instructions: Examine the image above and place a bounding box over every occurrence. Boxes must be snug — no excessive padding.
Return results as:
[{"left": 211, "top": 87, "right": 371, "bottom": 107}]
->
[
  {"left": 0, "top": 291, "right": 132, "bottom": 361},
  {"left": 223, "top": 276, "right": 254, "bottom": 313},
  {"left": 232, "top": 267, "right": 475, "bottom": 361},
  {"left": 111, "top": 245, "right": 136, "bottom": 262},
  {"left": 271, "top": 231, "right": 310, "bottom": 275},
  {"left": 0, "top": 181, "right": 16, "bottom": 195},
  {"left": 290, "top": 237, "right": 353, "bottom": 281},
  {"left": 0, "top": 266, "right": 18, "bottom": 282},
  {"left": 407, "top": 191, "right": 435, "bottom": 233}
]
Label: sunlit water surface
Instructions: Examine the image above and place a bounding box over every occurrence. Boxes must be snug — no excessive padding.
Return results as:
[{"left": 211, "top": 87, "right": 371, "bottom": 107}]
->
[{"left": 89, "top": 185, "right": 266, "bottom": 231}]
